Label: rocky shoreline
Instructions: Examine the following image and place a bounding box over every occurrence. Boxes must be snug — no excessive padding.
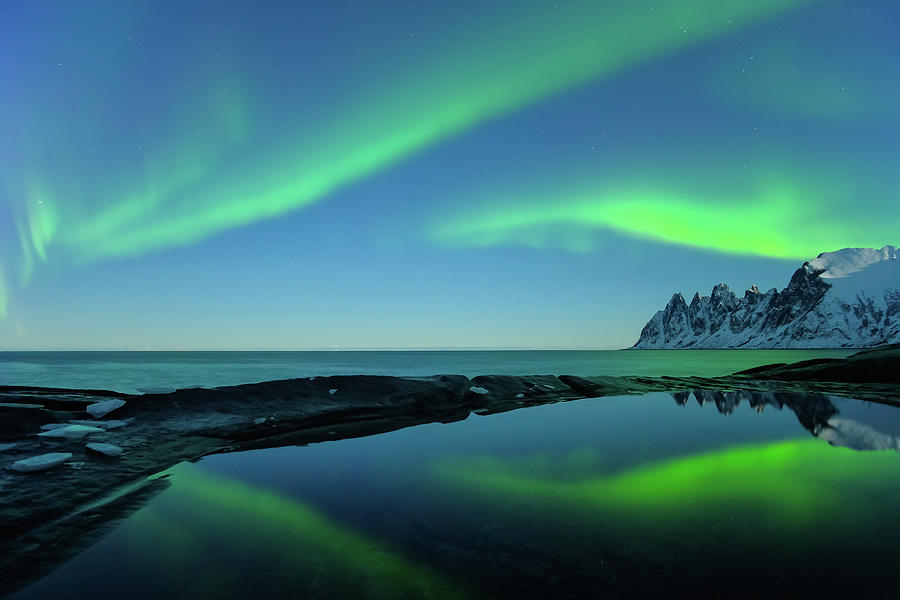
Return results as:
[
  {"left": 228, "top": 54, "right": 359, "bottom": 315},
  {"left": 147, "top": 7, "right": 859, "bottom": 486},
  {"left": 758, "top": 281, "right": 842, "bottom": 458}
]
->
[{"left": 1, "top": 344, "right": 898, "bottom": 596}]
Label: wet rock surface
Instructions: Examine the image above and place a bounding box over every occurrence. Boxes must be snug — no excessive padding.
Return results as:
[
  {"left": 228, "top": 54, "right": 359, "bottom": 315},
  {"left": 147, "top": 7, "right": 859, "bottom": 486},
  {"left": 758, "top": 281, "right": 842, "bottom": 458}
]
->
[{"left": 733, "top": 342, "right": 900, "bottom": 383}]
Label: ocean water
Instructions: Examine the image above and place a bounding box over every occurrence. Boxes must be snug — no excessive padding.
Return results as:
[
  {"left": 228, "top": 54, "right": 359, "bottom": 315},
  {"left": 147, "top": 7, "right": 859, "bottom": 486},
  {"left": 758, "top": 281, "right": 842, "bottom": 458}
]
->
[
  {"left": 9, "top": 391, "right": 900, "bottom": 598},
  {"left": 0, "top": 349, "right": 854, "bottom": 393}
]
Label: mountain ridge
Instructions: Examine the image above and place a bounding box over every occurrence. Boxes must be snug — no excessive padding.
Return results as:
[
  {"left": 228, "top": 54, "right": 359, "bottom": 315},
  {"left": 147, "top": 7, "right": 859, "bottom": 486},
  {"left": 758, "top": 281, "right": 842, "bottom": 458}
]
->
[{"left": 632, "top": 246, "right": 899, "bottom": 349}]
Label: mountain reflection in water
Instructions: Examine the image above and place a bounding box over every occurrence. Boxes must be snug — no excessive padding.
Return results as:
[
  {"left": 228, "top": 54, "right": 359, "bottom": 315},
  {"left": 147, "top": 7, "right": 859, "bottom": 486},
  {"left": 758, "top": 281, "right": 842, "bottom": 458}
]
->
[{"left": 671, "top": 389, "right": 900, "bottom": 451}]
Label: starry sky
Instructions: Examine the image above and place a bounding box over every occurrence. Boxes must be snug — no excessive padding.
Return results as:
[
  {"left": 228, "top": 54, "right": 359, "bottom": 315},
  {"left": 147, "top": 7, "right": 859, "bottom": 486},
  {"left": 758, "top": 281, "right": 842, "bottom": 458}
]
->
[{"left": 1, "top": 0, "right": 898, "bottom": 350}]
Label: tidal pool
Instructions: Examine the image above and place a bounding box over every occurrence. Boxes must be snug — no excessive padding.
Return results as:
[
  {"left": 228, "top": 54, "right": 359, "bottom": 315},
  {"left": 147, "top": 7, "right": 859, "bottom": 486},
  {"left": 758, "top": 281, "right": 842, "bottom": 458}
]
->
[{"left": 10, "top": 391, "right": 900, "bottom": 598}]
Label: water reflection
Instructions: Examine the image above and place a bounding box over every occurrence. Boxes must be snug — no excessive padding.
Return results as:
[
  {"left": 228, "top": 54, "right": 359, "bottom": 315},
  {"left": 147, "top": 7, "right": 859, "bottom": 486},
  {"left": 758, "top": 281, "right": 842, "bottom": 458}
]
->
[
  {"left": 8, "top": 390, "right": 900, "bottom": 599},
  {"left": 430, "top": 439, "right": 897, "bottom": 526},
  {"left": 127, "top": 464, "right": 468, "bottom": 599},
  {"left": 425, "top": 435, "right": 900, "bottom": 597},
  {"left": 670, "top": 389, "right": 900, "bottom": 451}
]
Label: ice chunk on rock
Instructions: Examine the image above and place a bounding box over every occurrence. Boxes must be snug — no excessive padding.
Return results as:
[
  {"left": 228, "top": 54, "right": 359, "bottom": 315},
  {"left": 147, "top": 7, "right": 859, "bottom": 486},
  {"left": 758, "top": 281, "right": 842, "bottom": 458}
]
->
[
  {"left": 136, "top": 386, "right": 176, "bottom": 394},
  {"left": 40, "top": 423, "right": 68, "bottom": 431},
  {"left": 253, "top": 417, "right": 266, "bottom": 425},
  {"left": 11, "top": 452, "right": 72, "bottom": 473},
  {"left": 515, "top": 393, "right": 525, "bottom": 399},
  {"left": 329, "top": 389, "right": 338, "bottom": 395},
  {"left": 38, "top": 424, "right": 105, "bottom": 439},
  {"left": 86, "top": 399, "right": 126, "bottom": 419},
  {"left": 86, "top": 442, "right": 123, "bottom": 457},
  {"left": 469, "top": 386, "right": 490, "bottom": 395},
  {"left": 69, "top": 419, "right": 126, "bottom": 430}
]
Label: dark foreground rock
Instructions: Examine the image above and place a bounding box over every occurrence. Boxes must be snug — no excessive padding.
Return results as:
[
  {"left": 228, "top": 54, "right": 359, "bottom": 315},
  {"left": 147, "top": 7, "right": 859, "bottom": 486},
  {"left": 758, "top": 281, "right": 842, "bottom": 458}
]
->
[
  {"left": 1, "top": 344, "right": 898, "bottom": 597},
  {"left": 733, "top": 342, "right": 900, "bottom": 383}
]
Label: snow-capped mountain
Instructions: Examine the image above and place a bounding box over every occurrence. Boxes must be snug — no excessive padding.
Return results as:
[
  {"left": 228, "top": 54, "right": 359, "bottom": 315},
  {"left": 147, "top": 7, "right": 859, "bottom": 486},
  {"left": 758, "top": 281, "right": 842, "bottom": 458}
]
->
[{"left": 632, "top": 246, "right": 900, "bottom": 349}]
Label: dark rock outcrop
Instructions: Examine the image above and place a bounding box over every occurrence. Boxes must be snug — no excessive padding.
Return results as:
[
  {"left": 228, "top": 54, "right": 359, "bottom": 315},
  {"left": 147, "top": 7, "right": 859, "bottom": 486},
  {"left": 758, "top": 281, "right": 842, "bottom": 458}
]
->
[{"left": 733, "top": 343, "right": 900, "bottom": 383}]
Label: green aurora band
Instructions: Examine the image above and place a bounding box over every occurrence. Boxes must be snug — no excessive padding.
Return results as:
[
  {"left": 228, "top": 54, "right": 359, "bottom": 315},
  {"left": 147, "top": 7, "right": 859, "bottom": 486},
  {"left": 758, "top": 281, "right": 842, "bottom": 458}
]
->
[
  {"left": 6, "top": 0, "right": 818, "bottom": 317},
  {"left": 430, "top": 439, "right": 900, "bottom": 527},
  {"left": 428, "top": 173, "right": 895, "bottom": 259}
]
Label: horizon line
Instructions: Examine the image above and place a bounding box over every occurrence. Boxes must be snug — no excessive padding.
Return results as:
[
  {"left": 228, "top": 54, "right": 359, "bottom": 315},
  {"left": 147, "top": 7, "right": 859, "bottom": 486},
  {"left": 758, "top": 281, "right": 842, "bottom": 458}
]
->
[{"left": 0, "top": 346, "right": 628, "bottom": 352}]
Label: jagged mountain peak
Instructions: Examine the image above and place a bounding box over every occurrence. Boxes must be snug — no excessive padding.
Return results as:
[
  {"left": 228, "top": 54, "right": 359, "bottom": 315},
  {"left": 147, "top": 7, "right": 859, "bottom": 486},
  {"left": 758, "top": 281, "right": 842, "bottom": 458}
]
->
[
  {"left": 710, "top": 282, "right": 736, "bottom": 302},
  {"left": 633, "top": 246, "right": 900, "bottom": 349},
  {"left": 690, "top": 291, "right": 703, "bottom": 306}
]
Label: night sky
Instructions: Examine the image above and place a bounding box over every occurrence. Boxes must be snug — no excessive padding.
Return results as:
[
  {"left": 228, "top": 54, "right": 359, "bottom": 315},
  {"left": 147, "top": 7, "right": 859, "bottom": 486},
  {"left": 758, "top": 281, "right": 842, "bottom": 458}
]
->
[{"left": 1, "top": 0, "right": 898, "bottom": 349}]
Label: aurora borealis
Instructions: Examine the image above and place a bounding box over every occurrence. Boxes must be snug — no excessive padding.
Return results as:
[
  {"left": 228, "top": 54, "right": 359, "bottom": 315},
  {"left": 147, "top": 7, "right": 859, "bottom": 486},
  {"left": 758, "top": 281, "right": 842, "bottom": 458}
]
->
[
  {"left": 429, "top": 169, "right": 894, "bottom": 258},
  {"left": 1, "top": 0, "right": 897, "bottom": 348}
]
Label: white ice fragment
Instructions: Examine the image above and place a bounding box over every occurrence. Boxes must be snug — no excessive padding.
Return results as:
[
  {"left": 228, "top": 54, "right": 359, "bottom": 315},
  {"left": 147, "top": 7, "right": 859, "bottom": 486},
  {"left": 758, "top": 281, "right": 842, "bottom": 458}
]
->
[
  {"left": 515, "top": 393, "right": 525, "bottom": 399},
  {"left": 11, "top": 452, "right": 72, "bottom": 473},
  {"left": 69, "top": 419, "right": 126, "bottom": 430},
  {"left": 40, "top": 423, "right": 68, "bottom": 431},
  {"left": 38, "top": 424, "right": 105, "bottom": 439},
  {"left": 543, "top": 385, "right": 555, "bottom": 390},
  {"left": 329, "top": 388, "right": 338, "bottom": 395},
  {"left": 136, "top": 386, "right": 176, "bottom": 394},
  {"left": 253, "top": 417, "right": 266, "bottom": 425},
  {"left": 86, "top": 442, "right": 123, "bottom": 457},
  {"left": 86, "top": 399, "right": 126, "bottom": 418},
  {"left": 469, "top": 386, "right": 490, "bottom": 395}
]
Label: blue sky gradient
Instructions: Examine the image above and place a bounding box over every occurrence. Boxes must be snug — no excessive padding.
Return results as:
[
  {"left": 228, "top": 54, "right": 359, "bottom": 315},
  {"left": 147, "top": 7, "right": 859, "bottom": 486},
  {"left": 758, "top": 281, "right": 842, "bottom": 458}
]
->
[{"left": 1, "top": 0, "right": 897, "bottom": 349}]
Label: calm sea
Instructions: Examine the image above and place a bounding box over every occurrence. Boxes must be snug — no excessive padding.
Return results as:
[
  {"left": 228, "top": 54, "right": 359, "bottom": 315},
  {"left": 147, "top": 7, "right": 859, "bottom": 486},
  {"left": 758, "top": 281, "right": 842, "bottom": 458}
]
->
[{"left": 0, "top": 349, "right": 853, "bottom": 394}]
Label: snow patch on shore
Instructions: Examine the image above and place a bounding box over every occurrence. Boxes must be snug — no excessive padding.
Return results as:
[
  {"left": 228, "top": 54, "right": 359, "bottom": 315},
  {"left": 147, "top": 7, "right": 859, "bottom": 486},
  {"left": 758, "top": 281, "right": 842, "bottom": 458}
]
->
[
  {"left": 37, "top": 424, "right": 104, "bottom": 439},
  {"left": 87, "top": 399, "right": 126, "bottom": 419},
  {"left": 86, "top": 442, "right": 123, "bottom": 457},
  {"left": 11, "top": 453, "right": 72, "bottom": 473}
]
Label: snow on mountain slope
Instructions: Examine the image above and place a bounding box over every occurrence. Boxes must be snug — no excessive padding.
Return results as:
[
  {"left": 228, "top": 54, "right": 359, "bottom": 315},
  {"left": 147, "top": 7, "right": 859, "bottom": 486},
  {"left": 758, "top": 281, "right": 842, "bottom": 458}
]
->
[
  {"left": 632, "top": 246, "right": 899, "bottom": 349},
  {"left": 809, "top": 246, "right": 898, "bottom": 279}
]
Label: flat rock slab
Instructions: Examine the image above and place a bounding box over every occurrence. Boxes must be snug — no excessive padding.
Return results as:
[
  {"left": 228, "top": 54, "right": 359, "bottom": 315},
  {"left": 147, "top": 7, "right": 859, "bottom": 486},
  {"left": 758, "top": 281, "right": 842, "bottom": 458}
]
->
[{"left": 1, "top": 405, "right": 60, "bottom": 441}]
